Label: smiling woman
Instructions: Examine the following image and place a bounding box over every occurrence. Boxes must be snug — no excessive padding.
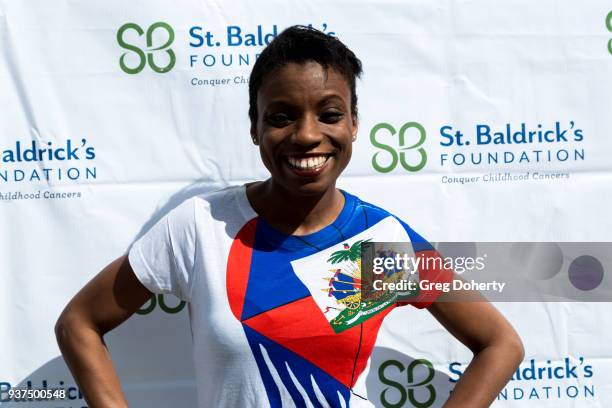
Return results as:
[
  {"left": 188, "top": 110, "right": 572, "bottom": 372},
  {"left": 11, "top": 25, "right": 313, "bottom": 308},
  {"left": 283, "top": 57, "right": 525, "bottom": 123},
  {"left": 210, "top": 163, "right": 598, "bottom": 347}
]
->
[{"left": 55, "top": 25, "right": 524, "bottom": 408}]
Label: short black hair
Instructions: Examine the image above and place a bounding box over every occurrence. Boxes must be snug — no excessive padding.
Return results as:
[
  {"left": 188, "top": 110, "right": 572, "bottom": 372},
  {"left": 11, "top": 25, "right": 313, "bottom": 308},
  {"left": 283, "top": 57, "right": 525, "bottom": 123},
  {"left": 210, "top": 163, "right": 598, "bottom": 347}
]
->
[{"left": 248, "top": 25, "right": 363, "bottom": 125}]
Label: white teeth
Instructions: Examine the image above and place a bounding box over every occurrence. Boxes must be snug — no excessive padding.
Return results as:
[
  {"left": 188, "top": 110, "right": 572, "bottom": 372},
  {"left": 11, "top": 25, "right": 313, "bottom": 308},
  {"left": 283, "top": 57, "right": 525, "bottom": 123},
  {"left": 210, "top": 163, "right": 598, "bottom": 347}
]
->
[{"left": 287, "top": 155, "right": 328, "bottom": 170}]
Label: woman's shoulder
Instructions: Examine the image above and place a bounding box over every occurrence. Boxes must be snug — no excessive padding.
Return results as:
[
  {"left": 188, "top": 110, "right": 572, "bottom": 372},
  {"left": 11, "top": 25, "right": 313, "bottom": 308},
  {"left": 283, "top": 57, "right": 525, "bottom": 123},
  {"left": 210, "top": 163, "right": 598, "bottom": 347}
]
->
[
  {"left": 342, "top": 189, "right": 428, "bottom": 244},
  {"left": 187, "top": 184, "right": 237, "bottom": 204},
  {"left": 343, "top": 189, "right": 403, "bottom": 224},
  {"left": 188, "top": 184, "right": 257, "bottom": 235},
  {"left": 149, "top": 184, "right": 249, "bottom": 231}
]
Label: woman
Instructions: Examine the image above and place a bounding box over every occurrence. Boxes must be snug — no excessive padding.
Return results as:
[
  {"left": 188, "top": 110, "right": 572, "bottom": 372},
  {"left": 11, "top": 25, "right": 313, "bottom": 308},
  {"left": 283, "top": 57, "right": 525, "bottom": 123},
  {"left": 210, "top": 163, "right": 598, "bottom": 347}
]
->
[{"left": 55, "top": 26, "right": 524, "bottom": 407}]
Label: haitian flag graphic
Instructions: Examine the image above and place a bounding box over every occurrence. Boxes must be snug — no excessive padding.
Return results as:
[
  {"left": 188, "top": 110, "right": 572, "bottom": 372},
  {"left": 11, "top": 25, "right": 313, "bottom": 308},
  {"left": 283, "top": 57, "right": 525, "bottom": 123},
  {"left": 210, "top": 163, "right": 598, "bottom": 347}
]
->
[{"left": 226, "top": 214, "right": 417, "bottom": 407}]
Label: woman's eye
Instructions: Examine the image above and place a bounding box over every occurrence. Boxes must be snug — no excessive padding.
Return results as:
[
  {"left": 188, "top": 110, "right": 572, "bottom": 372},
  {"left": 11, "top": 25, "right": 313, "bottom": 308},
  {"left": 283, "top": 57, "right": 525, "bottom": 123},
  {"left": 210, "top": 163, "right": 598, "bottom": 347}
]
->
[
  {"left": 320, "top": 111, "right": 343, "bottom": 124},
  {"left": 265, "top": 113, "right": 291, "bottom": 126}
]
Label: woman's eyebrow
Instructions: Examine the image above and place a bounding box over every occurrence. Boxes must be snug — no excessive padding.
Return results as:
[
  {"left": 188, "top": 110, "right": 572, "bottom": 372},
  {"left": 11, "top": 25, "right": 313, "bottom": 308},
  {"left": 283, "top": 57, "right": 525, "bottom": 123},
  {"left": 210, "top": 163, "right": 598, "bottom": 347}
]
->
[
  {"left": 317, "top": 94, "right": 347, "bottom": 108},
  {"left": 264, "top": 100, "right": 297, "bottom": 112},
  {"left": 262, "top": 94, "right": 348, "bottom": 112}
]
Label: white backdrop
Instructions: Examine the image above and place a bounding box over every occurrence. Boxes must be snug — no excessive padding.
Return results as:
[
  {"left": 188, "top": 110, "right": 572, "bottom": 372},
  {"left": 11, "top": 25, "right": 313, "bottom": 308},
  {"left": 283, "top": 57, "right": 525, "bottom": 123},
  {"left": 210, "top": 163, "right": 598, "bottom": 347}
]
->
[{"left": 1, "top": 1, "right": 611, "bottom": 407}]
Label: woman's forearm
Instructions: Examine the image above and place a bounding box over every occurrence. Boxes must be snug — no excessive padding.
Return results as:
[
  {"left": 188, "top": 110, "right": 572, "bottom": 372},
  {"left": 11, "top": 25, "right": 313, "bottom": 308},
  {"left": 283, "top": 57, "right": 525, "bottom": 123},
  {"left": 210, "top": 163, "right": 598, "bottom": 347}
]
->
[
  {"left": 55, "top": 318, "right": 129, "bottom": 408},
  {"left": 443, "top": 340, "right": 524, "bottom": 408}
]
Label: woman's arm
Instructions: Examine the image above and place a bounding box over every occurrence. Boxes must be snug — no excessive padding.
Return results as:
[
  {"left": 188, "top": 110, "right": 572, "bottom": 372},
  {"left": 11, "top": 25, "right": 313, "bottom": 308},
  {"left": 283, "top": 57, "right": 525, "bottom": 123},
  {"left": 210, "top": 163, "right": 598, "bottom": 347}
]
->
[
  {"left": 427, "top": 293, "right": 524, "bottom": 407},
  {"left": 54, "top": 255, "right": 152, "bottom": 408}
]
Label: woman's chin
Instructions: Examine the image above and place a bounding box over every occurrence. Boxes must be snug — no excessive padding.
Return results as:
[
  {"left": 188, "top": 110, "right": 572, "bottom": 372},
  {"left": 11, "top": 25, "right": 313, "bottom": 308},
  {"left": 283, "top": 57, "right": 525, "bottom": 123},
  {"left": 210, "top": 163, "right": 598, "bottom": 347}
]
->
[{"left": 276, "top": 176, "right": 337, "bottom": 198}]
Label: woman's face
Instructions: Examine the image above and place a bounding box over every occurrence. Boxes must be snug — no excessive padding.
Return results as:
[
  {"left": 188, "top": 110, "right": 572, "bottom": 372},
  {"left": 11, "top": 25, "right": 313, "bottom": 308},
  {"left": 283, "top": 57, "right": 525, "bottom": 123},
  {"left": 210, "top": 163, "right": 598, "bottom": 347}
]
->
[{"left": 251, "top": 61, "right": 358, "bottom": 197}]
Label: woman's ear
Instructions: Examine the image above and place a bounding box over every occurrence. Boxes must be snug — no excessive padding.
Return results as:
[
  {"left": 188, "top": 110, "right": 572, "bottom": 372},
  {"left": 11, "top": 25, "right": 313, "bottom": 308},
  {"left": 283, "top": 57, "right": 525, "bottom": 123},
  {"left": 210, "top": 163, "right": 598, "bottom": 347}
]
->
[
  {"left": 351, "top": 115, "right": 359, "bottom": 142},
  {"left": 250, "top": 125, "right": 258, "bottom": 145}
]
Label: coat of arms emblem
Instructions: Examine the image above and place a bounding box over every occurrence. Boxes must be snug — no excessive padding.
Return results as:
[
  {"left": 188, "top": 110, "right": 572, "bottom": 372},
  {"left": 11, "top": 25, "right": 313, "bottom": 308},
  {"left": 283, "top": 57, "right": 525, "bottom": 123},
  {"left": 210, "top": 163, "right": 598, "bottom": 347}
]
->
[{"left": 291, "top": 217, "right": 418, "bottom": 333}]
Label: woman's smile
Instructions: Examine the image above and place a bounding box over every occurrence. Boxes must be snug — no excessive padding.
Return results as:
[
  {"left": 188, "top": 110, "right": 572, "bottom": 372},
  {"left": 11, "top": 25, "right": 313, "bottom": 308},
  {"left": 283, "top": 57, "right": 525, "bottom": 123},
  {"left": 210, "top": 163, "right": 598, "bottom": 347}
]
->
[{"left": 284, "top": 153, "right": 333, "bottom": 176}]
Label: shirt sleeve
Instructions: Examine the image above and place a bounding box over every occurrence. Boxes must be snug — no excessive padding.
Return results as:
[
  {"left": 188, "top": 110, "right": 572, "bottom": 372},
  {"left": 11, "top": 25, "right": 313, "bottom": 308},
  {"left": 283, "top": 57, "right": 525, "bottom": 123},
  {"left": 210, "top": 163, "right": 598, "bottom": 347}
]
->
[
  {"left": 127, "top": 198, "right": 197, "bottom": 302},
  {"left": 395, "top": 219, "right": 454, "bottom": 309}
]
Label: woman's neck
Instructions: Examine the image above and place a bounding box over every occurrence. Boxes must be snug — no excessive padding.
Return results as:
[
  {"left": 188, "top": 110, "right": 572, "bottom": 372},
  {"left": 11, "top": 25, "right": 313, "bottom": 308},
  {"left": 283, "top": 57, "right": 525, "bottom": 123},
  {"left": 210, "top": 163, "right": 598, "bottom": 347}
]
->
[{"left": 245, "top": 180, "right": 345, "bottom": 236}]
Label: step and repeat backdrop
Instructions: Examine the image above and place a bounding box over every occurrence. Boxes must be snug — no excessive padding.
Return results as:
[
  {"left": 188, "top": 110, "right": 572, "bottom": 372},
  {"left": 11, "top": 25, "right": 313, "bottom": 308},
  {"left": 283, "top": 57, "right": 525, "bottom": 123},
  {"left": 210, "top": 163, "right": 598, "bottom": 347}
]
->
[{"left": 1, "top": 0, "right": 611, "bottom": 407}]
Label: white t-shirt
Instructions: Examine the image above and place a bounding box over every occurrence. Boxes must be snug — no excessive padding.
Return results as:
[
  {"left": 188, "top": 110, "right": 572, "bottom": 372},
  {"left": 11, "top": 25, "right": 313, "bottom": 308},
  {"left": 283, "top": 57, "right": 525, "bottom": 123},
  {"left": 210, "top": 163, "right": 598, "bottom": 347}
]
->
[{"left": 128, "top": 185, "right": 451, "bottom": 408}]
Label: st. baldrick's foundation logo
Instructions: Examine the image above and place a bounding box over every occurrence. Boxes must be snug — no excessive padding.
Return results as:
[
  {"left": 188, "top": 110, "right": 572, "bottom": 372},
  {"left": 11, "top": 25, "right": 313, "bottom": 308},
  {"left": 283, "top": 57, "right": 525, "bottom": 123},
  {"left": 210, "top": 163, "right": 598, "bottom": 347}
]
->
[{"left": 117, "top": 22, "right": 176, "bottom": 74}]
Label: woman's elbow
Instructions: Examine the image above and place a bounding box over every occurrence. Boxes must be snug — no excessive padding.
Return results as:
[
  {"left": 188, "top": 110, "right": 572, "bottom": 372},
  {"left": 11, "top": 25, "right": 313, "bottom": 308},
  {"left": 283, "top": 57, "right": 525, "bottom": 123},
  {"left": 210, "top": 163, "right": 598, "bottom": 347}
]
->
[
  {"left": 508, "top": 333, "right": 525, "bottom": 367},
  {"left": 472, "top": 326, "right": 525, "bottom": 370},
  {"left": 54, "top": 311, "right": 78, "bottom": 348},
  {"left": 54, "top": 309, "right": 98, "bottom": 349},
  {"left": 493, "top": 330, "right": 525, "bottom": 371}
]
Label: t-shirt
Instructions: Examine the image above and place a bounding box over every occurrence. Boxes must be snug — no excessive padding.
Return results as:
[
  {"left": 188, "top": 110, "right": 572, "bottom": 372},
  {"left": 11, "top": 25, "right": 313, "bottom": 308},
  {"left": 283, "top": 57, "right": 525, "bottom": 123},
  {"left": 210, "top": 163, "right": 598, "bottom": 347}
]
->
[{"left": 128, "top": 184, "right": 452, "bottom": 408}]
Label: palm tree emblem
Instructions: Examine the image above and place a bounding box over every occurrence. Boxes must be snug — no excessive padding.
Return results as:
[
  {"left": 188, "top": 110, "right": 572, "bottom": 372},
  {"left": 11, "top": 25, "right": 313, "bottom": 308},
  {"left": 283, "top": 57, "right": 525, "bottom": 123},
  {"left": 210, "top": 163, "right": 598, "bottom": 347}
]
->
[{"left": 327, "top": 239, "right": 371, "bottom": 264}]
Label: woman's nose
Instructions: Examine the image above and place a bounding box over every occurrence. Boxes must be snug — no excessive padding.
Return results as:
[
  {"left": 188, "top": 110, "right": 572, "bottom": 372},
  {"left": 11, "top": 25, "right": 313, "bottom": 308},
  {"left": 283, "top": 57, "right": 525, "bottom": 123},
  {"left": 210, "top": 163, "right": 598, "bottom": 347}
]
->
[{"left": 292, "top": 114, "right": 322, "bottom": 145}]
